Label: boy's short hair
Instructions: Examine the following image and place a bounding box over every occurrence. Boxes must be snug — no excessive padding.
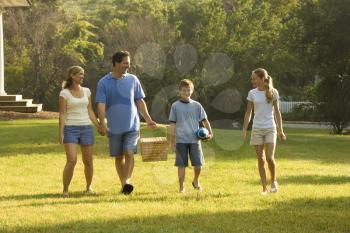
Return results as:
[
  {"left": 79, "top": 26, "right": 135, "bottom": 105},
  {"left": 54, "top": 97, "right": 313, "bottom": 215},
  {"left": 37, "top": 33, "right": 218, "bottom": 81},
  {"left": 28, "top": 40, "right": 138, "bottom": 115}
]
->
[
  {"left": 179, "top": 79, "right": 194, "bottom": 91},
  {"left": 112, "top": 51, "right": 130, "bottom": 66}
]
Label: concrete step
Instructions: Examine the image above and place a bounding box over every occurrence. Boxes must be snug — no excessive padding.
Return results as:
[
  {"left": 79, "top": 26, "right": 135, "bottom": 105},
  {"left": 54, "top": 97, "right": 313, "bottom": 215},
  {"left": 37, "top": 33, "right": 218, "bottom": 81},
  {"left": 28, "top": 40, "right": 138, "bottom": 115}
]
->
[
  {"left": 0, "top": 104, "right": 42, "bottom": 113},
  {"left": 0, "top": 95, "right": 22, "bottom": 101},
  {"left": 0, "top": 99, "right": 33, "bottom": 106}
]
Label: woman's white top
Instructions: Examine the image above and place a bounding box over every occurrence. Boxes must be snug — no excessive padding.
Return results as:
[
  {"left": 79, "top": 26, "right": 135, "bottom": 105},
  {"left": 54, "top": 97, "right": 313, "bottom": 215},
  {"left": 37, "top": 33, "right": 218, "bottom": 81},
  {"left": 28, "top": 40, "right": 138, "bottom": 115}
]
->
[
  {"left": 59, "top": 87, "right": 91, "bottom": 126},
  {"left": 247, "top": 88, "right": 279, "bottom": 129}
]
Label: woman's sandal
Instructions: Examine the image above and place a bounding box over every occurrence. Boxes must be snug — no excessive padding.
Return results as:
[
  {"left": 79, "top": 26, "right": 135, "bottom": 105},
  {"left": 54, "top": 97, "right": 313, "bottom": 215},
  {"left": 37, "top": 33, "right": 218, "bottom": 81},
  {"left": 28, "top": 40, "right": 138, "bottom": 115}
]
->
[
  {"left": 270, "top": 181, "right": 278, "bottom": 193},
  {"left": 85, "top": 189, "right": 95, "bottom": 195},
  {"left": 261, "top": 190, "right": 268, "bottom": 196}
]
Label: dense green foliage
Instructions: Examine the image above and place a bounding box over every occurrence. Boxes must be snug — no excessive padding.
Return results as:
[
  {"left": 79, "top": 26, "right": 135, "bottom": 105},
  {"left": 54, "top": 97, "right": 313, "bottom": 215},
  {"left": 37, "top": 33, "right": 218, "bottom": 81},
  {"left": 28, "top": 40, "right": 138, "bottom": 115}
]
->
[{"left": 3, "top": 0, "right": 350, "bottom": 130}]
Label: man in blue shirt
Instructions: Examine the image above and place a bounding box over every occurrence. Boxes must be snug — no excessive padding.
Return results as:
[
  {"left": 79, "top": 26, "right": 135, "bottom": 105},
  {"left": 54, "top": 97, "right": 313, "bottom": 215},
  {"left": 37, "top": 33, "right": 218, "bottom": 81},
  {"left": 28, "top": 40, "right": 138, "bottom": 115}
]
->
[{"left": 96, "top": 51, "right": 156, "bottom": 194}]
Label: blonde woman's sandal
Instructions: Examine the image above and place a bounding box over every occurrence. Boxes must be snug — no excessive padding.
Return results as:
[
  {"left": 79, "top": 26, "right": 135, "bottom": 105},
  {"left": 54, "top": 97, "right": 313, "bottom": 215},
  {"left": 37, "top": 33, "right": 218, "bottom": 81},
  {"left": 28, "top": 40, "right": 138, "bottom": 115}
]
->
[{"left": 270, "top": 181, "right": 278, "bottom": 193}]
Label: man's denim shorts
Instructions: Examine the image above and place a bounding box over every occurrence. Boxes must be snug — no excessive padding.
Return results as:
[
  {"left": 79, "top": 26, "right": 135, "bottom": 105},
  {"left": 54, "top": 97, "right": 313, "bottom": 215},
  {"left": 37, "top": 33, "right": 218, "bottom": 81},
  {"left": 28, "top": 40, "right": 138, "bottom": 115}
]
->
[
  {"left": 63, "top": 125, "right": 94, "bottom": 145},
  {"left": 108, "top": 131, "right": 139, "bottom": 156}
]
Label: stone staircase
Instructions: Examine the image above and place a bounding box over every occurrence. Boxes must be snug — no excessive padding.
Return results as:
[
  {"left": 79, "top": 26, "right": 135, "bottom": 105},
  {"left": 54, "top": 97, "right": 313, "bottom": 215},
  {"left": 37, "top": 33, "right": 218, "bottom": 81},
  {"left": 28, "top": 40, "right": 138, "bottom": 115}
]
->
[{"left": 0, "top": 95, "right": 42, "bottom": 113}]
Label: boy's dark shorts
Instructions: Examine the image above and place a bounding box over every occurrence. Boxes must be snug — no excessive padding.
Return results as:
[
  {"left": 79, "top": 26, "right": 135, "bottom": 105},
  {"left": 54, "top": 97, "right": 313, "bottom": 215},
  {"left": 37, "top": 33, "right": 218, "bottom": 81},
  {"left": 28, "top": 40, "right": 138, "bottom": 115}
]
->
[{"left": 175, "top": 143, "right": 204, "bottom": 167}]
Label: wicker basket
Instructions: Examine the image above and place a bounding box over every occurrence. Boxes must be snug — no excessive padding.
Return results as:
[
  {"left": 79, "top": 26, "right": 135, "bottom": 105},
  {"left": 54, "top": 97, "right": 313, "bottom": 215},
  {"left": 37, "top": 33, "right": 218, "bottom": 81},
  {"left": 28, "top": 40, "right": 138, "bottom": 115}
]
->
[
  {"left": 139, "top": 127, "right": 168, "bottom": 162},
  {"left": 140, "top": 125, "right": 168, "bottom": 162}
]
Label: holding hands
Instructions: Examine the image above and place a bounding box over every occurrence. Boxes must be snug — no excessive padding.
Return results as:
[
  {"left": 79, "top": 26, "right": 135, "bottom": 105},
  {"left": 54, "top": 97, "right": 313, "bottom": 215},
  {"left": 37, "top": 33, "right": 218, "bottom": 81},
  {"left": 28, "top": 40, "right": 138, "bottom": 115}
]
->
[{"left": 97, "top": 123, "right": 108, "bottom": 136}]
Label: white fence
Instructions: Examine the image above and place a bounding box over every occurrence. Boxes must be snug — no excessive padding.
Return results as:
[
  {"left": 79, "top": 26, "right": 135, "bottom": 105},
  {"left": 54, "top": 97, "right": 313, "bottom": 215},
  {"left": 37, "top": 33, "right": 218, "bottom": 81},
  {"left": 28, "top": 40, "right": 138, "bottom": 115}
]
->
[{"left": 279, "top": 101, "right": 314, "bottom": 113}]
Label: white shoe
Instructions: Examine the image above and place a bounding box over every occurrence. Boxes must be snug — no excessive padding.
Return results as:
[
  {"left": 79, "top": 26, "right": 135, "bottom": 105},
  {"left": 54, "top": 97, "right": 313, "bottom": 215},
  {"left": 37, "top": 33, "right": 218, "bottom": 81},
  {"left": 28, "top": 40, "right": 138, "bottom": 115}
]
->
[
  {"left": 261, "top": 190, "right": 268, "bottom": 196},
  {"left": 270, "top": 181, "right": 278, "bottom": 193}
]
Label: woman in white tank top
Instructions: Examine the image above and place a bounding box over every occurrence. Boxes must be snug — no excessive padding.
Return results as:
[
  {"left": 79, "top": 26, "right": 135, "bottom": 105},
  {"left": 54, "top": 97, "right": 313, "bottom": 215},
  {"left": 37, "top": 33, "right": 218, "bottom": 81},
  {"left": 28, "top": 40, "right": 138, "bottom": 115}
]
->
[
  {"left": 242, "top": 68, "right": 286, "bottom": 195},
  {"left": 59, "top": 66, "right": 100, "bottom": 197}
]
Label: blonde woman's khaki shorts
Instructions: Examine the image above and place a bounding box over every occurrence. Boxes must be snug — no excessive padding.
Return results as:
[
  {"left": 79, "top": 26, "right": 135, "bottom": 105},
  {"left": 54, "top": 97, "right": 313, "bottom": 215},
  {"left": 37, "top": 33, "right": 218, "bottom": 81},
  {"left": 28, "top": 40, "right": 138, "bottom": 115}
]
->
[{"left": 250, "top": 128, "right": 277, "bottom": 145}]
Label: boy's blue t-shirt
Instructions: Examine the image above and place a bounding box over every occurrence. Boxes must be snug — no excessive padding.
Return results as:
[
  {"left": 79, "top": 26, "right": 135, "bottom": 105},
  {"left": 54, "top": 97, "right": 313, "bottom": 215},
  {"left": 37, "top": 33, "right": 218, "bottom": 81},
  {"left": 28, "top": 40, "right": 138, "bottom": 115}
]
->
[
  {"left": 95, "top": 72, "right": 145, "bottom": 134},
  {"left": 169, "top": 99, "right": 207, "bottom": 143}
]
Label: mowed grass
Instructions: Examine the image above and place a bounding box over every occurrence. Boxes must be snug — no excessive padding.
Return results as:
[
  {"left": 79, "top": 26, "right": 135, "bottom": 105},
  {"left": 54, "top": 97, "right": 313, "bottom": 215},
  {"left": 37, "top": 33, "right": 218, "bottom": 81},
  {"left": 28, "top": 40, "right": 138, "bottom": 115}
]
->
[{"left": 0, "top": 120, "right": 350, "bottom": 233}]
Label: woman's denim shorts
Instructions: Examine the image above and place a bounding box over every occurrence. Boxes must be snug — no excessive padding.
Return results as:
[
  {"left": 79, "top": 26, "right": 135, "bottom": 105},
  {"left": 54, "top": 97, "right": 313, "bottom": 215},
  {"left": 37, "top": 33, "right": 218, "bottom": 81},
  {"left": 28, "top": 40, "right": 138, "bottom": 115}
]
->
[{"left": 63, "top": 125, "right": 94, "bottom": 145}]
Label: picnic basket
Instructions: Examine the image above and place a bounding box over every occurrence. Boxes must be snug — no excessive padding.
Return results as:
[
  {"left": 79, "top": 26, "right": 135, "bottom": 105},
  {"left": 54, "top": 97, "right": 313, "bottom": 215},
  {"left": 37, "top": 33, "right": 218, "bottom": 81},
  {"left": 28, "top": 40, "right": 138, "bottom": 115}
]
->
[{"left": 139, "top": 126, "right": 168, "bottom": 162}]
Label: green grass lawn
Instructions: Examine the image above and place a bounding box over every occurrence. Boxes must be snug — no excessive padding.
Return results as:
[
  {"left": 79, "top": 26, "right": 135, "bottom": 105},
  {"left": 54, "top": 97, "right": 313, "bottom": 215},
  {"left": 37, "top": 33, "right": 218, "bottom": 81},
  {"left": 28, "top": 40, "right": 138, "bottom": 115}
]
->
[{"left": 0, "top": 120, "right": 350, "bottom": 233}]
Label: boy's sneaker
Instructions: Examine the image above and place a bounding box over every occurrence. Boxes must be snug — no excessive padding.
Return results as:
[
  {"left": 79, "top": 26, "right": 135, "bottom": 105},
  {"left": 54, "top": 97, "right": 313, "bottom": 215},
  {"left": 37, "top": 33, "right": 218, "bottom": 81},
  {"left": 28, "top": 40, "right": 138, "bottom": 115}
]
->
[
  {"left": 270, "top": 181, "right": 278, "bottom": 193},
  {"left": 192, "top": 182, "right": 202, "bottom": 191}
]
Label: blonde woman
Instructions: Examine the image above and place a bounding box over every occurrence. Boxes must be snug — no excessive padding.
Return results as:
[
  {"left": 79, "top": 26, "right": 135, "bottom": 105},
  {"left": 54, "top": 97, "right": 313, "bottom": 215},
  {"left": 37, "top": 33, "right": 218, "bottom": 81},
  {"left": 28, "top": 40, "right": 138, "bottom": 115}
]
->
[
  {"left": 59, "top": 66, "right": 100, "bottom": 197},
  {"left": 242, "top": 68, "right": 286, "bottom": 195}
]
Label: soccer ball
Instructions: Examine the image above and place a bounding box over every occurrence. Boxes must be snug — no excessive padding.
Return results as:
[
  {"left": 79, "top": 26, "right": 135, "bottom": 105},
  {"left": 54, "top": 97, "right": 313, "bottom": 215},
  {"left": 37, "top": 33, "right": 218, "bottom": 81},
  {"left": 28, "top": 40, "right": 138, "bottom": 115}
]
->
[{"left": 196, "top": 127, "right": 209, "bottom": 139}]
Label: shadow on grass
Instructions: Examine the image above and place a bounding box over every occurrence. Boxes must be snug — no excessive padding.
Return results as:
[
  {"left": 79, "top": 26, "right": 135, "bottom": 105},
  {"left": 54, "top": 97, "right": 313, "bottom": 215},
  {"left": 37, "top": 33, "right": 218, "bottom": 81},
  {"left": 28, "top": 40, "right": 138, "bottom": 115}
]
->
[
  {"left": 0, "top": 142, "right": 110, "bottom": 157},
  {"left": 0, "top": 191, "right": 233, "bottom": 209},
  {"left": 1, "top": 123, "right": 350, "bottom": 165},
  {"left": 247, "top": 175, "right": 350, "bottom": 186},
  {"left": 279, "top": 175, "right": 350, "bottom": 185},
  {"left": 0, "top": 123, "right": 109, "bottom": 157},
  {"left": 2, "top": 197, "right": 350, "bottom": 233},
  {"left": 197, "top": 128, "right": 350, "bottom": 164},
  {"left": 0, "top": 124, "right": 60, "bottom": 157},
  {"left": 0, "top": 191, "right": 97, "bottom": 201}
]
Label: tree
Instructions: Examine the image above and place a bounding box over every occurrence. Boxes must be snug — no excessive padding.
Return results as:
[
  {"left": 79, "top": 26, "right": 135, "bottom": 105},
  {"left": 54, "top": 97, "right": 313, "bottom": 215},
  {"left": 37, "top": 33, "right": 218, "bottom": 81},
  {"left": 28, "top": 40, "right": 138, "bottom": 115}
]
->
[
  {"left": 316, "top": 76, "right": 350, "bottom": 134},
  {"left": 4, "top": 1, "right": 103, "bottom": 110},
  {"left": 297, "top": 0, "right": 350, "bottom": 133}
]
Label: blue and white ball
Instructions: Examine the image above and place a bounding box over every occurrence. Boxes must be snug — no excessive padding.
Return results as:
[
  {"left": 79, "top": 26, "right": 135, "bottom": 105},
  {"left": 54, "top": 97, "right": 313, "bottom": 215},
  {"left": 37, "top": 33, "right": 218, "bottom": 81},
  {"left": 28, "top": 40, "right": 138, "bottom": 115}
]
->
[{"left": 196, "top": 127, "right": 209, "bottom": 139}]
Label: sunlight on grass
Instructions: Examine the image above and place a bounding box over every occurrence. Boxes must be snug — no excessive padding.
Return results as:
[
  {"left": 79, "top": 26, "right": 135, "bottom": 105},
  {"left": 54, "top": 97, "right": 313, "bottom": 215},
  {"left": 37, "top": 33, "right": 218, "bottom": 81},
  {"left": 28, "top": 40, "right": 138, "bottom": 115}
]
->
[{"left": 0, "top": 120, "right": 350, "bottom": 233}]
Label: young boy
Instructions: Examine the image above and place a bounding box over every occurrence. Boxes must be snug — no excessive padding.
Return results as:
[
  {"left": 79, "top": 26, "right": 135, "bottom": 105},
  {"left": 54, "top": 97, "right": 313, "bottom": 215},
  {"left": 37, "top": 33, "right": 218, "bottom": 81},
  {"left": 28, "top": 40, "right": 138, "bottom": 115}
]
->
[{"left": 169, "top": 79, "right": 213, "bottom": 193}]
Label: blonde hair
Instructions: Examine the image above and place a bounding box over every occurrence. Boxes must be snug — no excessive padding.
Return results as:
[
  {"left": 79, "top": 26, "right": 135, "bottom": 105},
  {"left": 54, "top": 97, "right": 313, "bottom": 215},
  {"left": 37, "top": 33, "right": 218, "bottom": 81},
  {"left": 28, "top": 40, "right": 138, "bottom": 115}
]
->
[
  {"left": 62, "top": 66, "right": 84, "bottom": 89},
  {"left": 179, "top": 79, "right": 194, "bottom": 91},
  {"left": 253, "top": 68, "right": 274, "bottom": 103}
]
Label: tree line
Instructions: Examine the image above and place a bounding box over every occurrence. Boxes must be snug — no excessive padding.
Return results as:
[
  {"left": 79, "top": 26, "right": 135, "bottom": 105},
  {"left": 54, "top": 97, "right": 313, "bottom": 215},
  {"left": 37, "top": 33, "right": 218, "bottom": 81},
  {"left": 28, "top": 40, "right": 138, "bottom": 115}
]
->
[{"left": 3, "top": 0, "right": 350, "bottom": 133}]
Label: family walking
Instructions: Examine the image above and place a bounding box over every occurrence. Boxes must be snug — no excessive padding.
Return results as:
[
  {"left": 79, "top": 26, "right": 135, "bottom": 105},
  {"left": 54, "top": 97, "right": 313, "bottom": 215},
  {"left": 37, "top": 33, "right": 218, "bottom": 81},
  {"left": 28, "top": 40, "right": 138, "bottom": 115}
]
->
[{"left": 58, "top": 51, "right": 286, "bottom": 197}]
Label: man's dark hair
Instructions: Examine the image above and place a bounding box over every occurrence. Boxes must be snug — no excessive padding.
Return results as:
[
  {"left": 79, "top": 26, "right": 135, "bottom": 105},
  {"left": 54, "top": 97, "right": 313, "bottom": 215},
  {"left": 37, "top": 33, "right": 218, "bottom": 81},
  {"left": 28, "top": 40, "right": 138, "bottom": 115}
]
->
[{"left": 112, "top": 51, "right": 130, "bottom": 66}]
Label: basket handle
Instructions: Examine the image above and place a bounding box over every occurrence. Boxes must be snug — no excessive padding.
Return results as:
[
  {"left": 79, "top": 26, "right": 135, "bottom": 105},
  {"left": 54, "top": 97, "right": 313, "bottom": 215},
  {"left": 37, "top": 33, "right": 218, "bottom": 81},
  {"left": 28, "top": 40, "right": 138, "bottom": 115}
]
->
[{"left": 140, "top": 124, "right": 167, "bottom": 138}]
